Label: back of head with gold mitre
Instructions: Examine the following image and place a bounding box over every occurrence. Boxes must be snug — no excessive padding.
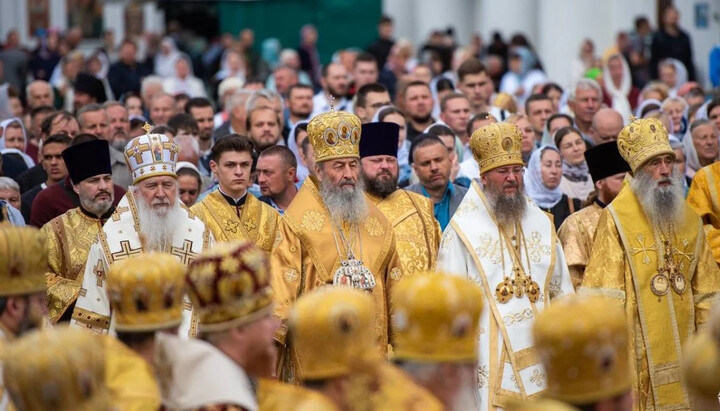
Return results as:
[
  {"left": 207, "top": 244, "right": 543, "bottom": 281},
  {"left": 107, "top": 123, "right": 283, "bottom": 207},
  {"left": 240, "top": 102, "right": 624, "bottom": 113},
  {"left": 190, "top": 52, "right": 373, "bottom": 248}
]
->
[
  {"left": 307, "top": 108, "right": 362, "bottom": 164},
  {"left": 682, "top": 303, "right": 720, "bottom": 405},
  {"left": 470, "top": 122, "right": 524, "bottom": 175},
  {"left": 0, "top": 225, "right": 47, "bottom": 297},
  {"left": 123, "top": 123, "right": 180, "bottom": 185},
  {"left": 2, "top": 327, "right": 110, "bottom": 411},
  {"left": 289, "top": 286, "right": 378, "bottom": 381},
  {"left": 106, "top": 253, "right": 185, "bottom": 332},
  {"left": 616, "top": 116, "right": 674, "bottom": 174},
  {"left": 185, "top": 241, "right": 273, "bottom": 333},
  {"left": 391, "top": 272, "right": 483, "bottom": 363},
  {"left": 532, "top": 295, "right": 631, "bottom": 406}
]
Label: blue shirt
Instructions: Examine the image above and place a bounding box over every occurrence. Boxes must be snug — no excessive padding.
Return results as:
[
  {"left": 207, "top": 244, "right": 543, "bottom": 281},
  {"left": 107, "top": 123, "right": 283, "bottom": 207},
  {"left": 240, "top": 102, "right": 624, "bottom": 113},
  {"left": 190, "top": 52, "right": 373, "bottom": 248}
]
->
[{"left": 420, "top": 183, "right": 454, "bottom": 231}]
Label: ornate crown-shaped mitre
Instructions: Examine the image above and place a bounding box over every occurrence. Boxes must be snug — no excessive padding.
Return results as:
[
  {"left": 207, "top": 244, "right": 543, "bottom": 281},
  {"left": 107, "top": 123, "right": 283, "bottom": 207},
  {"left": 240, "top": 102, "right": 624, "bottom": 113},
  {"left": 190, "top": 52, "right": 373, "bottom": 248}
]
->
[
  {"left": 533, "top": 295, "right": 631, "bottom": 405},
  {"left": 289, "top": 287, "right": 377, "bottom": 380},
  {"left": 617, "top": 116, "right": 674, "bottom": 173},
  {"left": 0, "top": 225, "right": 46, "bottom": 297},
  {"left": 391, "top": 272, "right": 483, "bottom": 363},
  {"left": 185, "top": 241, "right": 273, "bottom": 332},
  {"left": 3, "top": 328, "right": 109, "bottom": 410},
  {"left": 106, "top": 253, "right": 185, "bottom": 332},
  {"left": 124, "top": 125, "right": 179, "bottom": 184},
  {"left": 470, "top": 122, "right": 524, "bottom": 174},
  {"left": 307, "top": 109, "right": 362, "bottom": 163}
]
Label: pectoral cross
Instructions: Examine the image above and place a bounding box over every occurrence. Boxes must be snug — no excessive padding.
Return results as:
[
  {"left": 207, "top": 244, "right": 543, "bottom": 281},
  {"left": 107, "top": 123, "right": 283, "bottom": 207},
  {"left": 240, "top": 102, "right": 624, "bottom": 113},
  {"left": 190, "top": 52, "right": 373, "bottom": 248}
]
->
[
  {"left": 111, "top": 206, "right": 129, "bottom": 222},
  {"left": 171, "top": 240, "right": 198, "bottom": 265},
  {"left": 111, "top": 240, "right": 142, "bottom": 261},
  {"left": 673, "top": 238, "right": 694, "bottom": 271},
  {"left": 93, "top": 260, "right": 106, "bottom": 287},
  {"left": 630, "top": 234, "right": 657, "bottom": 265}
]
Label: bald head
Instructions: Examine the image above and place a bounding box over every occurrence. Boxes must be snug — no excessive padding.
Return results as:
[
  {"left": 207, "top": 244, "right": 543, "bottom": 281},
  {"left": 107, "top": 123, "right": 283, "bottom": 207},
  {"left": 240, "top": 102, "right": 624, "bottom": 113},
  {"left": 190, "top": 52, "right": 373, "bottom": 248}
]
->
[
  {"left": 591, "top": 108, "right": 624, "bottom": 145},
  {"left": 26, "top": 80, "right": 54, "bottom": 108}
]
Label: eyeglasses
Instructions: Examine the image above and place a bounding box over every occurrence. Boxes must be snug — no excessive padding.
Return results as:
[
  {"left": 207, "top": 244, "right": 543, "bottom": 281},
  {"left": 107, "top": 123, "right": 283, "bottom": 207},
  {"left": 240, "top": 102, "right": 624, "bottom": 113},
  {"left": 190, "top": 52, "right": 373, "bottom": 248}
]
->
[{"left": 494, "top": 167, "right": 525, "bottom": 178}]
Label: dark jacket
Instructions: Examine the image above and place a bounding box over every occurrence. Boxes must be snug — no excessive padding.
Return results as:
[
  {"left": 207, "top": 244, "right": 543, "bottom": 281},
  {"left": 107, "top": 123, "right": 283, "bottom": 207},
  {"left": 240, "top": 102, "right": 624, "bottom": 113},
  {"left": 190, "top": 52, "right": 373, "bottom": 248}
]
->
[{"left": 108, "top": 60, "right": 150, "bottom": 99}]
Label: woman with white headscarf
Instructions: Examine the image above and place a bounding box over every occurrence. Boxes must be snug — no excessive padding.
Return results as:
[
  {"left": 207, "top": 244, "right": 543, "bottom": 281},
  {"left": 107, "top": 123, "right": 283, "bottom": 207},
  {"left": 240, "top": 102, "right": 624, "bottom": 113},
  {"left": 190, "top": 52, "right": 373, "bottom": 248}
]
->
[
  {"left": 0, "top": 118, "right": 34, "bottom": 168},
  {"left": 658, "top": 58, "right": 688, "bottom": 97},
  {"left": 154, "top": 37, "right": 181, "bottom": 78},
  {"left": 684, "top": 118, "right": 720, "bottom": 180},
  {"left": 524, "top": 145, "right": 582, "bottom": 230},
  {"left": 602, "top": 54, "right": 640, "bottom": 120}
]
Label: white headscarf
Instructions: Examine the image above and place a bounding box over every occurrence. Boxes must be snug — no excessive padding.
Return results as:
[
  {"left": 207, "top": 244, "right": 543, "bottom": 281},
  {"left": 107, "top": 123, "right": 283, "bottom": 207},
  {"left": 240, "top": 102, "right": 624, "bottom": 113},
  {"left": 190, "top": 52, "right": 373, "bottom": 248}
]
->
[
  {"left": 0, "top": 118, "right": 34, "bottom": 168},
  {"left": 603, "top": 54, "right": 633, "bottom": 121},
  {"left": 663, "top": 58, "right": 688, "bottom": 97},
  {"left": 523, "top": 145, "right": 563, "bottom": 209},
  {"left": 287, "top": 120, "right": 309, "bottom": 181},
  {"left": 155, "top": 37, "right": 181, "bottom": 78}
]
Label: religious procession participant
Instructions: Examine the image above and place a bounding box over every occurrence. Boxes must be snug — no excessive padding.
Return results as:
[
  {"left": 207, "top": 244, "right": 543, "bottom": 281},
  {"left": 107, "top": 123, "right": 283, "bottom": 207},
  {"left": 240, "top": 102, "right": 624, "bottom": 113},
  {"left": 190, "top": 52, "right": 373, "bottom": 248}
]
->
[
  {"left": 533, "top": 295, "right": 632, "bottom": 411},
  {"left": 3, "top": 328, "right": 109, "bottom": 411},
  {"left": 103, "top": 253, "right": 186, "bottom": 409},
  {"left": 156, "top": 241, "right": 278, "bottom": 411},
  {"left": 270, "top": 108, "right": 402, "bottom": 382},
  {"left": 360, "top": 122, "right": 441, "bottom": 275},
  {"left": 190, "top": 135, "right": 279, "bottom": 251},
  {"left": 557, "top": 141, "right": 630, "bottom": 288},
  {"left": 43, "top": 139, "right": 117, "bottom": 323},
  {"left": 681, "top": 305, "right": 720, "bottom": 411},
  {"left": 71, "top": 126, "right": 213, "bottom": 336},
  {"left": 579, "top": 117, "right": 720, "bottom": 410},
  {"left": 288, "top": 286, "right": 443, "bottom": 411},
  {"left": 391, "top": 273, "right": 484, "bottom": 411},
  {"left": 687, "top": 157, "right": 720, "bottom": 264},
  {"left": 436, "top": 122, "right": 575, "bottom": 411},
  {"left": 0, "top": 226, "right": 48, "bottom": 411}
]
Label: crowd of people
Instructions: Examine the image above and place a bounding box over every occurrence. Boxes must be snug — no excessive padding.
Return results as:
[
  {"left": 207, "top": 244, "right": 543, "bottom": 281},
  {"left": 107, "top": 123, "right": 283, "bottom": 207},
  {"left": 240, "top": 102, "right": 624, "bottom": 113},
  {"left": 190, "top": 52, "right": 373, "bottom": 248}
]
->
[{"left": 2, "top": 4, "right": 720, "bottom": 411}]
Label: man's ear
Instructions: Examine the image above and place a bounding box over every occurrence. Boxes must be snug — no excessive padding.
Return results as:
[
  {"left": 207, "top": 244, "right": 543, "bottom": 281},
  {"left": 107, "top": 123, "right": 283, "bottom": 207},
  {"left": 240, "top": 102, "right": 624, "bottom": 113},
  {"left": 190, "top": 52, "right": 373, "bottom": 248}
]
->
[
  {"left": 209, "top": 160, "right": 218, "bottom": 175},
  {"left": 72, "top": 183, "right": 80, "bottom": 195}
]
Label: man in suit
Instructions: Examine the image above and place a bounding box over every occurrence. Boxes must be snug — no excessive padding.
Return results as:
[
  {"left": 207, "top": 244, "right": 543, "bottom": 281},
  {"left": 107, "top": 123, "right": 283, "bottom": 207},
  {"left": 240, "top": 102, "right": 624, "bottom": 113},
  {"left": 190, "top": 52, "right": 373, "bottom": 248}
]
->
[{"left": 405, "top": 134, "right": 468, "bottom": 231}]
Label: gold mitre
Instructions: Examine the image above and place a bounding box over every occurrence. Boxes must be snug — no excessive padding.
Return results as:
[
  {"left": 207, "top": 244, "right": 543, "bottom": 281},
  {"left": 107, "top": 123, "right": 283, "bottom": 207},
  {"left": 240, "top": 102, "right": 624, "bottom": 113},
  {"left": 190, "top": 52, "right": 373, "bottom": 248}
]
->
[
  {"left": 186, "top": 241, "right": 273, "bottom": 332},
  {"left": 533, "top": 295, "right": 631, "bottom": 405},
  {"left": 307, "top": 108, "right": 361, "bottom": 163},
  {"left": 391, "top": 272, "right": 483, "bottom": 363},
  {"left": 617, "top": 116, "right": 674, "bottom": 173},
  {"left": 289, "top": 286, "right": 378, "bottom": 381},
  {"left": 106, "top": 253, "right": 185, "bottom": 332},
  {"left": 123, "top": 124, "right": 179, "bottom": 184},
  {"left": 3, "top": 327, "right": 109, "bottom": 411},
  {"left": 0, "top": 225, "right": 47, "bottom": 297},
  {"left": 470, "top": 122, "right": 523, "bottom": 174}
]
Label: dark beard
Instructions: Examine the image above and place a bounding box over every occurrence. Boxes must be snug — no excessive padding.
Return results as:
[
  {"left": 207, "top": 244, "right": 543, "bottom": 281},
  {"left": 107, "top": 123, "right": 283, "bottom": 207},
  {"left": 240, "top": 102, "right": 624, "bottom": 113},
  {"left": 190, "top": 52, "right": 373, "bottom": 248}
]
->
[
  {"left": 410, "top": 114, "right": 433, "bottom": 124},
  {"left": 290, "top": 109, "right": 312, "bottom": 119},
  {"left": 364, "top": 174, "right": 398, "bottom": 198}
]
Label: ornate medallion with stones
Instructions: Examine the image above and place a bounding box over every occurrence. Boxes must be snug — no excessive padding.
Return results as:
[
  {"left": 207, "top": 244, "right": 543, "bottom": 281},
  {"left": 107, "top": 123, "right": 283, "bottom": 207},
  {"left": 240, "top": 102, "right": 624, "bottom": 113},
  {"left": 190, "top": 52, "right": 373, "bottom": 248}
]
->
[{"left": 332, "top": 258, "right": 376, "bottom": 291}]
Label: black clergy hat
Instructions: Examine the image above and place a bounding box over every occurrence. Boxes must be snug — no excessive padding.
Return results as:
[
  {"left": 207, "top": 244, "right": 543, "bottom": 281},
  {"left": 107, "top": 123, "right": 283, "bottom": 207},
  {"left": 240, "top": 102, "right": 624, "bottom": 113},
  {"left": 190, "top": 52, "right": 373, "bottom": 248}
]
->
[
  {"left": 584, "top": 141, "right": 631, "bottom": 183},
  {"left": 62, "top": 139, "right": 112, "bottom": 184},
  {"left": 74, "top": 72, "right": 107, "bottom": 103},
  {"left": 359, "top": 122, "right": 400, "bottom": 158}
]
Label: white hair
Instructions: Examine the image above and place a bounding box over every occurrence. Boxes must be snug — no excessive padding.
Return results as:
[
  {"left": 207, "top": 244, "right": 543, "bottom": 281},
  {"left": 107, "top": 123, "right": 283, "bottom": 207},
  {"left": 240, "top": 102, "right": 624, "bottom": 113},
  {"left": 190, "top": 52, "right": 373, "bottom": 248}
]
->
[
  {"left": 132, "top": 185, "right": 184, "bottom": 252},
  {"left": 174, "top": 133, "right": 200, "bottom": 155},
  {"left": 25, "top": 80, "right": 54, "bottom": 104},
  {"left": 568, "top": 78, "right": 602, "bottom": 102},
  {"left": 225, "top": 89, "right": 253, "bottom": 113},
  {"left": 218, "top": 77, "right": 245, "bottom": 100},
  {"left": 279, "top": 49, "right": 299, "bottom": 65},
  {"left": 246, "top": 88, "right": 284, "bottom": 112},
  {"left": 141, "top": 75, "right": 165, "bottom": 98},
  {"left": 0, "top": 177, "right": 20, "bottom": 193},
  {"left": 631, "top": 167, "right": 685, "bottom": 231}
]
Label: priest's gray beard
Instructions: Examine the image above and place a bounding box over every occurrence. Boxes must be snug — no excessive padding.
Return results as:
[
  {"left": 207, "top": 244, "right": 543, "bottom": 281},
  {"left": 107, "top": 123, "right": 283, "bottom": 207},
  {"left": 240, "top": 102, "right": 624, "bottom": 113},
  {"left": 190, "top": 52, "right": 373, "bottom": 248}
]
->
[
  {"left": 483, "top": 182, "right": 527, "bottom": 227},
  {"left": 134, "top": 189, "right": 184, "bottom": 252},
  {"left": 319, "top": 177, "right": 368, "bottom": 225},
  {"left": 631, "top": 168, "right": 685, "bottom": 231}
]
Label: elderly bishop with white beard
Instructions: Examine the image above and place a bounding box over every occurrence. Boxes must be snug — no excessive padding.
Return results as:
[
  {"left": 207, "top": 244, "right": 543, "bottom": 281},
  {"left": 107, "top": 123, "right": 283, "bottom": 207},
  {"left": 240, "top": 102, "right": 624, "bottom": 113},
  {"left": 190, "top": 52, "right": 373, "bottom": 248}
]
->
[
  {"left": 436, "top": 122, "right": 574, "bottom": 411},
  {"left": 271, "top": 108, "right": 402, "bottom": 382},
  {"left": 71, "top": 124, "right": 213, "bottom": 337},
  {"left": 579, "top": 117, "right": 720, "bottom": 411}
]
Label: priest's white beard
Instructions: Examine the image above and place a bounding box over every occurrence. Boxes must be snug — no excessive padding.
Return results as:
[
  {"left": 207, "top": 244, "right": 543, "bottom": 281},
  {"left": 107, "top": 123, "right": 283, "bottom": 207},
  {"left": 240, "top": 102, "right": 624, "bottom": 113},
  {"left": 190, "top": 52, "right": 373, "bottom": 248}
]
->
[
  {"left": 484, "top": 181, "right": 527, "bottom": 227},
  {"left": 134, "top": 189, "right": 184, "bottom": 252},
  {"left": 631, "top": 168, "right": 685, "bottom": 231},
  {"left": 319, "top": 176, "right": 368, "bottom": 225}
]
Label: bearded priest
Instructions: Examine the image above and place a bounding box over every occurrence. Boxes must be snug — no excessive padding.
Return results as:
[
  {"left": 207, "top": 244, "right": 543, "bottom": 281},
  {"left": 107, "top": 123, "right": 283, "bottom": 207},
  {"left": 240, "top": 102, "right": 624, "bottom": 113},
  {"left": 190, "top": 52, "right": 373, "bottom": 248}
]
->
[
  {"left": 71, "top": 126, "right": 213, "bottom": 337},
  {"left": 270, "top": 108, "right": 402, "bottom": 383},
  {"left": 436, "top": 122, "right": 574, "bottom": 411},
  {"left": 579, "top": 117, "right": 720, "bottom": 410}
]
